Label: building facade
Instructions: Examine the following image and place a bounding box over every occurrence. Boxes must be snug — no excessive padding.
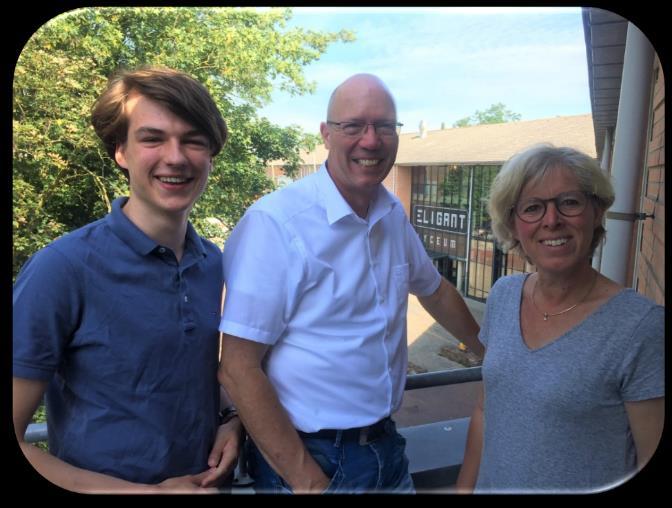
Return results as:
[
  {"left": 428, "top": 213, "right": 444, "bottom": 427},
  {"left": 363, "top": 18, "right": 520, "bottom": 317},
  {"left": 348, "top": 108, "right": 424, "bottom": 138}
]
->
[
  {"left": 271, "top": 115, "right": 597, "bottom": 300},
  {"left": 268, "top": 8, "right": 665, "bottom": 304},
  {"left": 583, "top": 7, "right": 665, "bottom": 305}
]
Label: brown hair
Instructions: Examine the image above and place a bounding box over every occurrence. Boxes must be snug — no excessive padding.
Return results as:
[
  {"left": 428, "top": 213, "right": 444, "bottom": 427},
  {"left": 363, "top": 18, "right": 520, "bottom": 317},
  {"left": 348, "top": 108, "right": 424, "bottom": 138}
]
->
[{"left": 91, "top": 66, "right": 228, "bottom": 176}]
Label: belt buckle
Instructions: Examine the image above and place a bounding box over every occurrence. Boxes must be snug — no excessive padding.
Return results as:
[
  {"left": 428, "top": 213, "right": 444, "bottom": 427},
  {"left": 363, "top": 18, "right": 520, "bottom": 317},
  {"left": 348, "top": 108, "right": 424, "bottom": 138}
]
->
[{"left": 358, "top": 426, "right": 370, "bottom": 445}]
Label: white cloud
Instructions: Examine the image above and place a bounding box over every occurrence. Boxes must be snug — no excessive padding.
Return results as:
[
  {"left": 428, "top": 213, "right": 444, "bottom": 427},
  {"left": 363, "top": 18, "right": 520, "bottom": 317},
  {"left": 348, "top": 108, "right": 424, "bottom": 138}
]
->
[{"left": 259, "top": 8, "right": 590, "bottom": 133}]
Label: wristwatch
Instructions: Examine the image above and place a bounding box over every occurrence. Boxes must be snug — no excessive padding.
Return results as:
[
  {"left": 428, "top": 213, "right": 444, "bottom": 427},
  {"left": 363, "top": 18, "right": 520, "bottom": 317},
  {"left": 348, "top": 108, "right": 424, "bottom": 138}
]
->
[{"left": 218, "top": 406, "right": 239, "bottom": 425}]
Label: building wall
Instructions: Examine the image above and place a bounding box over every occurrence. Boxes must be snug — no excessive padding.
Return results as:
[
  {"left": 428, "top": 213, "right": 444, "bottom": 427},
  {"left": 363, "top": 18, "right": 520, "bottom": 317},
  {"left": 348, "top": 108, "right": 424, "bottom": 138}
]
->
[
  {"left": 636, "top": 54, "right": 665, "bottom": 305},
  {"left": 382, "top": 165, "right": 412, "bottom": 218},
  {"left": 397, "top": 166, "right": 412, "bottom": 218},
  {"left": 265, "top": 164, "right": 279, "bottom": 183},
  {"left": 266, "top": 163, "right": 319, "bottom": 185},
  {"left": 381, "top": 167, "right": 394, "bottom": 197},
  {"left": 390, "top": 165, "right": 412, "bottom": 217}
]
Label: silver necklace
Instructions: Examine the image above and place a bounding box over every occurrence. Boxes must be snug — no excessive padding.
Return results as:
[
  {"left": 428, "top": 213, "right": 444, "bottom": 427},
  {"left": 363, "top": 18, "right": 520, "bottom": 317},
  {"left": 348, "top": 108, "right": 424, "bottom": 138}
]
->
[{"left": 532, "top": 272, "right": 598, "bottom": 321}]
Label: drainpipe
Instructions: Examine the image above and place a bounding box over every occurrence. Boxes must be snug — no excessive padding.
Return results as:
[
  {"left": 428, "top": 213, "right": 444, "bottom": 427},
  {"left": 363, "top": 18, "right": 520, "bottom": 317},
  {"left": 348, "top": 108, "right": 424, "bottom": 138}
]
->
[
  {"left": 599, "top": 22, "right": 654, "bottom": 287},
  {"left": 464, "top": 166, "right": 474, "bottom": 295},
  {"left": 591, "top": 128, "right": 613, "bottom": 272}
]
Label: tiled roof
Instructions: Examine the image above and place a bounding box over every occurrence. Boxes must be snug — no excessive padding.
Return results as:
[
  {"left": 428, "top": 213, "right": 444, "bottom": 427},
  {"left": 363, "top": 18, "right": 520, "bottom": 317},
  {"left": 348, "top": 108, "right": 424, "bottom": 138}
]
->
[{"left": 291, "top": 114, "right": 595, "bottom": 167}]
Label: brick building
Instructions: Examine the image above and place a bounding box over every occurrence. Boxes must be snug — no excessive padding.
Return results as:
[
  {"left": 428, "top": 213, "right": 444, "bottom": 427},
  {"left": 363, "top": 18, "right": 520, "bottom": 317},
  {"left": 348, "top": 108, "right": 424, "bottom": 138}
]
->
[
  {"left": 583, "top": 7, "right": 665, "bottom": 305},
  {"left": 270, "top": 115, "right": 596, "bottom": 300},
  {"left": 267, "top": 8, "right": 665, "bottom": 304}
]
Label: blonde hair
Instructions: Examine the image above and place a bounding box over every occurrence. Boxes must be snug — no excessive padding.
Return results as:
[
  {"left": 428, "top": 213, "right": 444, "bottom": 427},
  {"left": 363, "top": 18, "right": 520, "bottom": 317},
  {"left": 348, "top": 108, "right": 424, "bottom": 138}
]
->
[{"left": 488, "top": 144, "right": 615, "bottom": 259}]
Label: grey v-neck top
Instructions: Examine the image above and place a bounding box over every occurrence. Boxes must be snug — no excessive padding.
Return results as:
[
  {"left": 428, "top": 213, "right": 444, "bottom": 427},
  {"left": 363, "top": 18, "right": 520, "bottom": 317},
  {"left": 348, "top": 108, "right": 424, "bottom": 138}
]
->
[{"left": 475, "top": 274, "right": 664, "bottom": 493}]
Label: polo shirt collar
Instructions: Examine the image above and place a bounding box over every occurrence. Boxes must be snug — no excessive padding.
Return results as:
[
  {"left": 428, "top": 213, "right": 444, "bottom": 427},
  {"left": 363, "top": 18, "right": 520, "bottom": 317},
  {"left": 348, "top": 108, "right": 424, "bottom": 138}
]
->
[
  {"left": 317, "top": 163, "right": 396, "bottom": 226},
  {"left": 185, "top": 222, "right": 206, "bottom": 258},
  {"left": 107, "top": 197, "right": 205, "bottom": 259}
]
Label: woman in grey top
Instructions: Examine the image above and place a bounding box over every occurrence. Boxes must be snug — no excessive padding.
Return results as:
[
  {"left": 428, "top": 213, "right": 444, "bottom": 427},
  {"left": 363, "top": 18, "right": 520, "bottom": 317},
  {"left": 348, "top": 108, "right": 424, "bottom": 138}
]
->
[{"left": 456, "top": 144, "right": 664, "bottom": 493}]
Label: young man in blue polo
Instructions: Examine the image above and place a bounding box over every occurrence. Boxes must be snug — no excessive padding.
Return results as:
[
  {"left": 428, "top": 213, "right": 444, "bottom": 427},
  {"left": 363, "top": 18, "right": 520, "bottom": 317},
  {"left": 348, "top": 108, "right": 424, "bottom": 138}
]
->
[{"left": 13, "top": 66, "right": 242, "bottom": 493}]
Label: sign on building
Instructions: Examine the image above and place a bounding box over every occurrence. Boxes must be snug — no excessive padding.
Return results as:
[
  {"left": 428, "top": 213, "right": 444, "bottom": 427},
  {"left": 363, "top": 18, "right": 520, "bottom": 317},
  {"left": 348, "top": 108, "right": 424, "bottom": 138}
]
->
[{"left": 412, "top": 205, "right": 468, "bottom": 260}]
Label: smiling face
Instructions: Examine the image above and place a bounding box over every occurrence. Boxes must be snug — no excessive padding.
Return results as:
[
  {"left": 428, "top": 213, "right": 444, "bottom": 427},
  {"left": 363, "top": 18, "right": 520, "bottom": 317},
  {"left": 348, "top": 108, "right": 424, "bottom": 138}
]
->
[
  {"left": 512, "top": 166, "right": 603, "bottom": 276},
  {"left": 320, "top": 75, "right": 399, "bottom": 211},
  {"left": 114, "top": 91, "right": 213, "bottom": 223}
]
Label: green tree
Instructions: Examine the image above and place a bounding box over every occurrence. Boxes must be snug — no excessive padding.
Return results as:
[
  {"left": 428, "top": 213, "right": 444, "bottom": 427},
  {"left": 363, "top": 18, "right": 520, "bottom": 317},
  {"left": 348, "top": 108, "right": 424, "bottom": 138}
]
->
[
  {"left": 452, "top": 102, "right": 521, "bottom": 128},
  {"left": 13, "top": 7, "right": 354, "bottom": 278}
]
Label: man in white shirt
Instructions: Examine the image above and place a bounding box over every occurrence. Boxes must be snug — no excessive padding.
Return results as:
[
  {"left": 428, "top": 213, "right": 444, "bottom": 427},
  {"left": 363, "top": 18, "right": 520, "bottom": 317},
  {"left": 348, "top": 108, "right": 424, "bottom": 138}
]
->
[{"left": 218, "top": 74, "right": 483, "bottom": 494}]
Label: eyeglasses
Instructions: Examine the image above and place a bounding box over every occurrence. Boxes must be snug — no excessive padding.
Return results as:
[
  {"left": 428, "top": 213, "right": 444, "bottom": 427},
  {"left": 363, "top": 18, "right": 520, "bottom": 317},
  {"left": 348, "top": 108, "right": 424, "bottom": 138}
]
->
[
  {"left": 513, "top": 191, "right": 595, "bottom": 223},
  {"left": 326, "top": 120, "right": 403, "bottom": 138}
]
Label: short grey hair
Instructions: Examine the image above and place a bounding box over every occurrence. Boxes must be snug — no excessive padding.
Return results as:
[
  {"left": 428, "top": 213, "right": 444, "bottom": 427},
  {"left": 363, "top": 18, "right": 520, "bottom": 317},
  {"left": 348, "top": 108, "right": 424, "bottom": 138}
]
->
[{"left": 488, "top": 143, "right": 615, "bottom": 258}]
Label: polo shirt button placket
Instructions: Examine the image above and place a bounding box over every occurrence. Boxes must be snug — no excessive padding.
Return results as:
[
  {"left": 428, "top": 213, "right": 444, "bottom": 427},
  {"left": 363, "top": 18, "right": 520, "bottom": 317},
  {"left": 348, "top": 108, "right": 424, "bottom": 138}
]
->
[{"left": 177, "top": 271, "right": 185, "bottom": 330}]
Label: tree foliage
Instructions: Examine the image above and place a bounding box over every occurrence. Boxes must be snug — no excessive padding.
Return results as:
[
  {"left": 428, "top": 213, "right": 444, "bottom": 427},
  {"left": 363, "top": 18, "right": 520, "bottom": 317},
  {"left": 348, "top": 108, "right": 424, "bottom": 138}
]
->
[
  {"left": 13, "top": 7, "right": 354, "bottom": 277},
  {"left": 452, "top": 102, "right": 521, "bottom": 128}
]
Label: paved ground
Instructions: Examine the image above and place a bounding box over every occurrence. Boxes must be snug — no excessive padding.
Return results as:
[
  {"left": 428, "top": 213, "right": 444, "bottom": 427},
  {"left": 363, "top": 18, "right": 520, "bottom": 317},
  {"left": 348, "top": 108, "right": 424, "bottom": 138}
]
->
[
  {"left": 395, "top": 295, "right": 485, "bottom": 427},
  {"left": 407, "top": 295, "right": 485, "bottom": 373}
]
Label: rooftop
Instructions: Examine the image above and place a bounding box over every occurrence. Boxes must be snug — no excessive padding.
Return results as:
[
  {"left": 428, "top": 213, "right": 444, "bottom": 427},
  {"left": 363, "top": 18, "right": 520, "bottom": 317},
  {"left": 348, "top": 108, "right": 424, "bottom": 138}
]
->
[{"left": 287, "top": 114, "right": 596, "bottom": 168}]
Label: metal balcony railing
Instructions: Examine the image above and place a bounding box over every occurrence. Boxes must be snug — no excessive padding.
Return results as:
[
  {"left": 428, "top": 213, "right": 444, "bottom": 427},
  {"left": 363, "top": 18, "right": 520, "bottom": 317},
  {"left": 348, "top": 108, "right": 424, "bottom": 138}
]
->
[
  {"left": 23, "top": 366, "right": 483, "bottom": 491},
  {"left": 405, "top": 366, "right": 482, "bottom": 390},
  {"left": 25, "top": 367, "right": 482, "bottom": 443}
]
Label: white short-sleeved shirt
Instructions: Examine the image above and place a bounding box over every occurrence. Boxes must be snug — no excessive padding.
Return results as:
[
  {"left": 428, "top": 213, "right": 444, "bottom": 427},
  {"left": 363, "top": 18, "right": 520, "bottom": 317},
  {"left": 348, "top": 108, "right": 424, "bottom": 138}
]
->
[{"left": 220, "top": 164, "right": 441, "bottom": 432}]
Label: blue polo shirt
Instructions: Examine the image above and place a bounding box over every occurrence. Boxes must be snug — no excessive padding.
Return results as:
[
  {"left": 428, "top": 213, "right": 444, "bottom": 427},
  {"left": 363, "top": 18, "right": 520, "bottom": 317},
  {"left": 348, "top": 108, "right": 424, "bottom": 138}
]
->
[{"left": 13, "top": 197, "right": 223, "bottom": 484}]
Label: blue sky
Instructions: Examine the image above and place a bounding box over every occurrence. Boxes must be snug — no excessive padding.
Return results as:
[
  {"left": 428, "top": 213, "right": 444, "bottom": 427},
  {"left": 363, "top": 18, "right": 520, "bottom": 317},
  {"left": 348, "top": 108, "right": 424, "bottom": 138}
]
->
[{"left": 258, "top": 7, "right": 591, "bottom": 135}]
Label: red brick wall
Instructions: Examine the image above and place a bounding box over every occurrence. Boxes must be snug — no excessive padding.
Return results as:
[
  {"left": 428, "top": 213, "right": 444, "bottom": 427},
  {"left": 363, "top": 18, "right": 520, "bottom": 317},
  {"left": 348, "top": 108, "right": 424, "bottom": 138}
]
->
[
  {"left": 381, "top": 167, "right": 394, "bottom": 194},
  {"left": 397, "top": 166, "right": 412, "bottom": 218},
  {"left": 636, "top": 54, "right": 665, "bottom": 305},
  {"left": 383, "top": 165, "right": 412, "bottom": 219}
]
